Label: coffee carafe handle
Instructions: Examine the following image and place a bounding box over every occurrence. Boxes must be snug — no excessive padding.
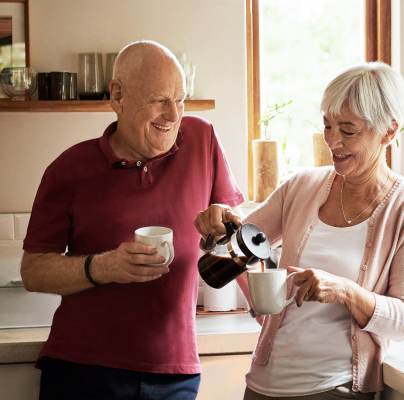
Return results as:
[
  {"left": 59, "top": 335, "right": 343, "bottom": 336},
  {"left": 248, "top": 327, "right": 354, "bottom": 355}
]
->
[{"left": 199, "top": 221, "right": 239, "bottom": 252}]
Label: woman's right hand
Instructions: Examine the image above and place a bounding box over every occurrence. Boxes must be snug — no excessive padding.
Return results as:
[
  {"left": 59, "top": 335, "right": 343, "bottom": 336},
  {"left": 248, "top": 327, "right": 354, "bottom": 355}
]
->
[{"left": 194, "top": 203, "right": 241, "bottom": 239}]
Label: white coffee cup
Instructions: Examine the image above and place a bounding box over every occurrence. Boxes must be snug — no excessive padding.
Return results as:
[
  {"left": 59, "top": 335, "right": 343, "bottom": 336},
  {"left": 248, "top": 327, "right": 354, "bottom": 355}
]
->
[
  {"left": 247, "top": 269, "right": 296, "bottom": 314},
  {"left": 134, "top": 226, "right": 174, "bottom": 266}
]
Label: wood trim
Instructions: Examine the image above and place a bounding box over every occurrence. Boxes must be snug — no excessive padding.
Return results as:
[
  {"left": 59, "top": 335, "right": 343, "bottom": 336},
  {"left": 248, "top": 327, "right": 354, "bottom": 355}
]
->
[
  {"left": 0, "top": 99, "right": 216, "bottom": 112},
  {"left": 365, "top": 0, "right": 378, "bottom": 61},
  {"left": 246, "top": 0, "right": 260, "bottom": 200},
  {"left": 377, "top": 0, "right": 391, "bottom": 64}
]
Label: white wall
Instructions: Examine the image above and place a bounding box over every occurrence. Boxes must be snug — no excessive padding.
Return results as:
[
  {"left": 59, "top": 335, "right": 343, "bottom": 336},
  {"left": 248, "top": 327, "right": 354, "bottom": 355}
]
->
[{"left": 0, "top": 0, "right": 248, "bottom": 213}]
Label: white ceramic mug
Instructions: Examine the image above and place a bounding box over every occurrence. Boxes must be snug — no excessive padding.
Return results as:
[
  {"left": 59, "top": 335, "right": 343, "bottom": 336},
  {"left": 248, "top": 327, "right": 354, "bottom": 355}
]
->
[
  {"left": 134, "top": 226, "right": 174, "bottom": 266},
  {"left": 247, "top": 269, "right": 296, "bottom": 314}
]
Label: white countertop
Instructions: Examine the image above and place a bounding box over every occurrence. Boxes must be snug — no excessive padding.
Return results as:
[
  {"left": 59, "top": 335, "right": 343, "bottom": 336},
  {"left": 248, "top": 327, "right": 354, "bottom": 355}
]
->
[{"left": 383, "top": 341, "right": 404, "bottom": 395}]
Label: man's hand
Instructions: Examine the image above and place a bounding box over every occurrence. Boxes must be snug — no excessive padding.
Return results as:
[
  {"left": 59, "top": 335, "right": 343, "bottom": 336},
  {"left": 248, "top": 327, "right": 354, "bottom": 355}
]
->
[{"left": 92, "top": 241, "right": 170, "bottom": 284}]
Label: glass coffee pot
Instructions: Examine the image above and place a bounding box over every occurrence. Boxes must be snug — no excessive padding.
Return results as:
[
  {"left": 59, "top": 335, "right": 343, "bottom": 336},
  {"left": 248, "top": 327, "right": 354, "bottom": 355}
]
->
[{"left": 198, "top": 222, "right": 272, "bottom": 289}]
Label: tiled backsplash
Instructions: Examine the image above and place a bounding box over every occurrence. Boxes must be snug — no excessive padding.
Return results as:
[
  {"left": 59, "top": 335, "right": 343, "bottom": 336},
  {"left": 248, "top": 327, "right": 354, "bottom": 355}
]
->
[
  {"left": 0, "top": 213, "right": 30, "bottom": 284},
  {"left": 0, "top": 213, "right": 30, "bottom": 241}
]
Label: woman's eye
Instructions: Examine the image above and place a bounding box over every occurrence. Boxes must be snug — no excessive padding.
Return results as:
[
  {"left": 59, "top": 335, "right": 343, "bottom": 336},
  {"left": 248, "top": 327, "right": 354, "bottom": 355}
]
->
[
  {"left": 341, "top": 130, "right": 355, "bottom": 136},
  {"left": 324, "top": 125, "right": 331, "bottom": 130}
]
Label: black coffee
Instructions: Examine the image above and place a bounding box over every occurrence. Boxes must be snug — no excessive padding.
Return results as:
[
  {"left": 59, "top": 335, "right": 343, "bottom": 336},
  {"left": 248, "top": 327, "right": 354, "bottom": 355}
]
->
[{"left": 198, "top": 254, "right": 248, "bottom": 289}]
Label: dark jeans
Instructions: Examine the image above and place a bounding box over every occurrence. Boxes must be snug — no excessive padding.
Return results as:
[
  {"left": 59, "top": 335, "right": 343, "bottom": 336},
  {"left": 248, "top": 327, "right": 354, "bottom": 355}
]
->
[{"left": 38, "top": 358, "right": 200, "bottom": 400}]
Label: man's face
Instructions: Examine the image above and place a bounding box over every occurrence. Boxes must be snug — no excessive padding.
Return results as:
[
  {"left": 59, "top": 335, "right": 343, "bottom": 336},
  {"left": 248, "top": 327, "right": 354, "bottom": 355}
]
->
[{"left": 118, "top": 59, "right": 186, "bottom": 161}]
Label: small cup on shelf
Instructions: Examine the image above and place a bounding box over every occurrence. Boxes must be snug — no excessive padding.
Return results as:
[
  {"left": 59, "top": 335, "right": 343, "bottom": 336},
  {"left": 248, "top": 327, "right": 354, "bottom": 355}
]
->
[
  {"left": 104, "top": 52, "right": 118, "bottom": 100},
  {"left": 37, "top": 73, "right": 50, "bottom": 100},
  {"left": 78, "top": 53, "right": 104, "bottom": 100}
]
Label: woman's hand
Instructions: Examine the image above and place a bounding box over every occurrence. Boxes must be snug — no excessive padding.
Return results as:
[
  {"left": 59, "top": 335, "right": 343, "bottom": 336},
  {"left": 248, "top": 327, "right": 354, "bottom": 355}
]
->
[
  {"left": 287, "top": 266, "right": 349, "bottom": 307},
  {"left": 287, "top": 265, "right": 376, "bottom": 328},
  {"left": 194, "top": 204, "right": 241, "bottom": 238}
]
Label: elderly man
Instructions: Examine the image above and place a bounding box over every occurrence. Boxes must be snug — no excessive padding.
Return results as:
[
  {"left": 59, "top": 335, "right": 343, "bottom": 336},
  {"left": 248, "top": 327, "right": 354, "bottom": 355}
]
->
[{"left": 21, "top": 41, "right": 243, "bottom": 400}]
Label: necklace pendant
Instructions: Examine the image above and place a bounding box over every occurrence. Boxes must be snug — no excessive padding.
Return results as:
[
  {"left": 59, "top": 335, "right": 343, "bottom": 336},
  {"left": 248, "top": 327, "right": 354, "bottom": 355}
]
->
[{"left": 347, "top": 220, "right": 352, "bottom": 224}]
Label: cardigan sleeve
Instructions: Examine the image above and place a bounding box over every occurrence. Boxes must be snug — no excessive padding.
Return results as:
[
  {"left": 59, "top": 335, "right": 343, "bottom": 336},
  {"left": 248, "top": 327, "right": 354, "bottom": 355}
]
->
[{"left": 363, "top": 239, "right": 404, "bottom": 340}]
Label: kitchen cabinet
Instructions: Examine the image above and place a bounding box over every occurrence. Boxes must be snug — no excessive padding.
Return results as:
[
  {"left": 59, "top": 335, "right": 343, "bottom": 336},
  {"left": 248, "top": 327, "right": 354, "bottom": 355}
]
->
[
  {"left": 0, "top": 363, "right": 40, "bottom": 400},
  {"left": 0, "top": 354, "right": 252, "bottom": 400},
  {"left": 198, "top": 354, "right": 251, "bottom": 400}
]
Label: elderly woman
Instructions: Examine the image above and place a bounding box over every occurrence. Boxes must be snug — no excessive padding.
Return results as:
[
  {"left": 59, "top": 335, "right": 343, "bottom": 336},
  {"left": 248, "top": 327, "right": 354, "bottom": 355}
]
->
[{"left": 194, "top": 62, "right": 404, "bottom": 400}]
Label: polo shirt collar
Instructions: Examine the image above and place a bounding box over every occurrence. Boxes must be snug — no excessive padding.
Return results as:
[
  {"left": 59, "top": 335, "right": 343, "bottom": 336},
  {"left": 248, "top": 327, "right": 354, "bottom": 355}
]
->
[{"left": 99, "top": 121, "right": 182, "bottom": 168}]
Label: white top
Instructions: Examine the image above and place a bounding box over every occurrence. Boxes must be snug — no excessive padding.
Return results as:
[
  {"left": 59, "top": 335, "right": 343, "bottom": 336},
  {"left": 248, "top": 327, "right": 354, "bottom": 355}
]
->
[{"left": 246, "top": 218, "right": 368, "bottom": 396}]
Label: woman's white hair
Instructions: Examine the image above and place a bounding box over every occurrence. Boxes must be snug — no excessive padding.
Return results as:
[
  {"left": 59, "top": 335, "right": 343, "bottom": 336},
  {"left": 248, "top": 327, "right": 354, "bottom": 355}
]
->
[{"left": 320, "top": 62, "right": 404, "bottom": 135}]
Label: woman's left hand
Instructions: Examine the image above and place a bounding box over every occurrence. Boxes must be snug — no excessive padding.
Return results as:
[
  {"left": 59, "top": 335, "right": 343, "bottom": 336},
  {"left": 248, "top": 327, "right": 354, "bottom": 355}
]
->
[{"left": 287, "top": 266, "right": 348, "bottom": 307}]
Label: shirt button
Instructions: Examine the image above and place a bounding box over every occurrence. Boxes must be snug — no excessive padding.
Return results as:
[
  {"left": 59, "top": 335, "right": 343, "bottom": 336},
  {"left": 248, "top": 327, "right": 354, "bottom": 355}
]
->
[
  {"left": 120, "top": 161, "right": 127, "bottom": 166},
  {"left": 353, "top": 384, "right": 358, "bottom": 391},
  {"left": 366, "top": 242, "right": 372, "bottom": 248},
  {"left": 136, "top": 161, "right": 142, "bottom": 166},
  {"left": 143, "top": 166, "right": 148, "bottom": 172},
  {"left": 361, "top": 265, "right": 368, "bottom": 271},
  {"left": 352, "top": 335, "right": 357, "bottom": 341}
]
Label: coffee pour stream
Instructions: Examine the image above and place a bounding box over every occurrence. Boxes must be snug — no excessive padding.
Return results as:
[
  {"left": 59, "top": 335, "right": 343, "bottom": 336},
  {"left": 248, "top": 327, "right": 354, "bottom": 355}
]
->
[{"left": 198, "top": 222, "right": 274, "bottom": 289}]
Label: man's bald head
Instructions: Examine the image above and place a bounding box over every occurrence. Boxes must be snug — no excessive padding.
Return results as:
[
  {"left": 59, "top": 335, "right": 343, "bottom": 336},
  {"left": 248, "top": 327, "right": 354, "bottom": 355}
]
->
[
  {"left": 108, "top": 40, "right": 186, "bottom": 161},
  {"left": 113, "top": 40, "right": 184, "bottom": 87}
]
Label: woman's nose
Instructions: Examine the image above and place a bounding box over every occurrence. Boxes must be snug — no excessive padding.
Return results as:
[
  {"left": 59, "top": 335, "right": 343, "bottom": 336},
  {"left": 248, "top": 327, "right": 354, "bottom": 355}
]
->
[{"left": 324, "top": 128, "right": 342, "bottom": 149}]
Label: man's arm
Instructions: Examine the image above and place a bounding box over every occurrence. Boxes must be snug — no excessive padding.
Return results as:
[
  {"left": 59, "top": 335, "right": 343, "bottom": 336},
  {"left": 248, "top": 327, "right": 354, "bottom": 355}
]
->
[{"left": 21, "top": 241, "right": 169, "bottom": 296}]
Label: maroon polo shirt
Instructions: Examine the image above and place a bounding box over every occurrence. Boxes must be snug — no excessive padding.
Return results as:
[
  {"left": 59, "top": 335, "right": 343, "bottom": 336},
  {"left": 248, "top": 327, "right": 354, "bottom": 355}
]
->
[{"left": 24, "top": 116, "right": 244, "bottom": 374}]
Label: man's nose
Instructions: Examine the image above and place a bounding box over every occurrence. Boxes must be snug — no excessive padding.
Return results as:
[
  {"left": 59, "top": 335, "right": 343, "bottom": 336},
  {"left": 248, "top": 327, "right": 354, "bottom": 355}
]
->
[{"left": 163, "top": 101, "right": 180, "bottom": 122}]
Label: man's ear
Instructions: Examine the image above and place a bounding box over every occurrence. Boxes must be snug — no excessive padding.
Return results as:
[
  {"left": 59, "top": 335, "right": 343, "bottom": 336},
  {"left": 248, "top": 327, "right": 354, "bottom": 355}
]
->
[
  {"left": 382, "top": 120, "right": 398, "bottom": 145},
  {"left": 109, "top": 79, "right": 123, "bottom": 113}
]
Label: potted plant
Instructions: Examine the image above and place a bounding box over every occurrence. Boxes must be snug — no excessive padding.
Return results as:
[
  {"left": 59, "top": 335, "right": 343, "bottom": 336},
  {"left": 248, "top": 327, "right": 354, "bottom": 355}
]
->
[{"left": 252, "top": 100, "right": 292, "bottom": 202}]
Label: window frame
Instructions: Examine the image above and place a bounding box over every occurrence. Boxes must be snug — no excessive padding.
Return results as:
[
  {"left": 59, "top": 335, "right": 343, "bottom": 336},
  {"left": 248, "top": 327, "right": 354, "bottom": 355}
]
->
[{"left": 246, "top": 0, "right": 392, "bottom": 199}]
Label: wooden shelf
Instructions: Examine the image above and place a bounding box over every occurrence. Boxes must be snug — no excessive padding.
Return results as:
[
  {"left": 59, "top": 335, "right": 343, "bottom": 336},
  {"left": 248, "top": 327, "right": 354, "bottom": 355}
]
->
[{"left": 0, "top": 99, "right": 215, "bottom": 112}]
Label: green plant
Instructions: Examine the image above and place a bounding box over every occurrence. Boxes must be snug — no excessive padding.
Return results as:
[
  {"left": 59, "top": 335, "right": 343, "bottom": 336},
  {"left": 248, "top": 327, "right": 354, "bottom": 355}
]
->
[{"left": 260, "top": 100, "right": 293, "bottom": 139}]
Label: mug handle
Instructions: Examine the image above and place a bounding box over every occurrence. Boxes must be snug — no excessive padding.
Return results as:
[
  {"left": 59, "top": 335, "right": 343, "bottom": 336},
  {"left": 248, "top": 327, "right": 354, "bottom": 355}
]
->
[
  {"left": 161, "top": 241, "right": 175, "bottom": 265},
  {"left": 284, "top": 272, "right": 298, "bottom": 307}
]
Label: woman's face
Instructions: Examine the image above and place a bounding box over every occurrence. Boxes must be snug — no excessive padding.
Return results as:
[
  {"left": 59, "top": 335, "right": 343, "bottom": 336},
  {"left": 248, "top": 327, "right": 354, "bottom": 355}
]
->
[{"left": 323, "top": 108, "right": 386, "bottom": 178}]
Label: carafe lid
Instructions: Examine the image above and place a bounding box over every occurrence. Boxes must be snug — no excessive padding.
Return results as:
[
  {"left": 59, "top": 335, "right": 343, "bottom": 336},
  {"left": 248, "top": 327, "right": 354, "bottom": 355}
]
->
[{"left": 236, "top": 223, "right": 271, "bottom": 260}]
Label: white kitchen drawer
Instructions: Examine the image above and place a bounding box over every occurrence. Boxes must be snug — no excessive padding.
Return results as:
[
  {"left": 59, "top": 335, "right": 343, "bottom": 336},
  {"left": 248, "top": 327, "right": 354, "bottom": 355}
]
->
[{"left": 0, "top": 287, "right": 60, "bottom": 328}]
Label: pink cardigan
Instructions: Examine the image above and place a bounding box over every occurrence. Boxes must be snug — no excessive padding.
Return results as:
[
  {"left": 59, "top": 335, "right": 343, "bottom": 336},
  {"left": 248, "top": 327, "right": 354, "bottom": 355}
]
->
[{"left": 238, "top": 167, "right": 404, "bottom": 393}]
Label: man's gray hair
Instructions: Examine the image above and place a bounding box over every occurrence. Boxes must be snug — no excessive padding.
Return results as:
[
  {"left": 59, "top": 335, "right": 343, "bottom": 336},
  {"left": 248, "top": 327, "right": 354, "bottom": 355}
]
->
[{"left": 320, "top": 62, "right": 404, "bottom": 135}]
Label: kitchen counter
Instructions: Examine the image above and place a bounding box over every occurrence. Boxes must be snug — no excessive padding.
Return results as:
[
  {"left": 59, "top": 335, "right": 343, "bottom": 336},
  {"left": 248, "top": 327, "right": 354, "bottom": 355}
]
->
[
  {"left": 0, "top": 313, "right": 261, "bottom": 364},
  {"left": 1, "top": 315, "right": 403, "bottom": 396}
]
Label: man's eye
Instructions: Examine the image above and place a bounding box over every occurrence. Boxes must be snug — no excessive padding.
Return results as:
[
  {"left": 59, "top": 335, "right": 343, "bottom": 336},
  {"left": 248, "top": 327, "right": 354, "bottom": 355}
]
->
[{"left": 324, "top": 125, "right": 331, "bottom": 130}]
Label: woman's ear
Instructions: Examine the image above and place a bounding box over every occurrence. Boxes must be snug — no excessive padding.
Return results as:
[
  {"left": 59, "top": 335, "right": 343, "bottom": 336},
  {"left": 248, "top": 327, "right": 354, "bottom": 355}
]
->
[
  {"left": 109, "top": 79, "right": 123, "bottom": 114},
  {"left": 382, "top": 120, "right": 398, "bottom": 145}
]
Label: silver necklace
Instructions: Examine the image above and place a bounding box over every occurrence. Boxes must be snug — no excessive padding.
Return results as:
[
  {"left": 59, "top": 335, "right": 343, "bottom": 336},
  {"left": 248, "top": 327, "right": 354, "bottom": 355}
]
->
[{"left": 340, "top": 173, "right": 390, "bottom": 225}]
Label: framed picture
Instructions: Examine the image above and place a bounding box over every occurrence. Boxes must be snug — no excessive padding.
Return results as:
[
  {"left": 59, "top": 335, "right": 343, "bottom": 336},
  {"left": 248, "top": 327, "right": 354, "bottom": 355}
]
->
[{"left": 0, "top": 0, "right": 29, "bottom": 71}]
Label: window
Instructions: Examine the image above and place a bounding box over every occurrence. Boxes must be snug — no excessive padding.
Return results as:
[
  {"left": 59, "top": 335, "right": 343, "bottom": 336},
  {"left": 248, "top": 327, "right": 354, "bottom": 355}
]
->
[{"left": 246, "top": 0, "right": 392, "bottom": 199}]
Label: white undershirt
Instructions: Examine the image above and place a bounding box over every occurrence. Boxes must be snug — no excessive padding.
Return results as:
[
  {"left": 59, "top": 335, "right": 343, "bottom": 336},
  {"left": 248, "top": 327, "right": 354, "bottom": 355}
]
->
[{"left": 246, "top": 218, "right": 368, "bottom": 396}]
